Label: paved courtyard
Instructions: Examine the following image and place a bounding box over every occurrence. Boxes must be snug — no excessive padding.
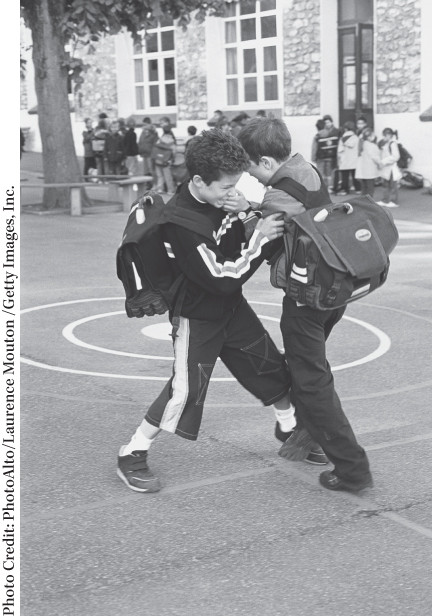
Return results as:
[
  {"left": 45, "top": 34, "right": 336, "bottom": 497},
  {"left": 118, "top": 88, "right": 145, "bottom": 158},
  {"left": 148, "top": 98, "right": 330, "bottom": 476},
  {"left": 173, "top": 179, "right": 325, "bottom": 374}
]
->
[{"left": 20, "top": 161, "right": 432, "bottom": 615}]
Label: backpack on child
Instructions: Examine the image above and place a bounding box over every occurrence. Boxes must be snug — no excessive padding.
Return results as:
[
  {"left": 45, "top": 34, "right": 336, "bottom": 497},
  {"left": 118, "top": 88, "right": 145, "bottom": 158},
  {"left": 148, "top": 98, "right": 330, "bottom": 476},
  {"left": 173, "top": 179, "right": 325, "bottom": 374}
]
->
[
  {"left": 269, "top": 191, "right": 399, "bottom": 311},
  {"left": 397, "top": 143, "right": 412, "bottom": 169},
  {"left": 150, "top": 143, "right": 173, "bottom": 167},
  {"left": 116, "top": 191, "right": 214, "bottom": 333}
]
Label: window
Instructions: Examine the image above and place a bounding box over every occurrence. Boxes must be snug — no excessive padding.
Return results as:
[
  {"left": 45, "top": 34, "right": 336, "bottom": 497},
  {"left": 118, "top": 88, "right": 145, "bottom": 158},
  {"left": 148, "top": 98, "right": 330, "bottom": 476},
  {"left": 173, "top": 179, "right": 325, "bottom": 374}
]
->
[
  {"left": 132, "top": 19, "right": 176, "bottom": 110},
  {"left": 223, "top": 0, "right": 280, "bottom": 106}
]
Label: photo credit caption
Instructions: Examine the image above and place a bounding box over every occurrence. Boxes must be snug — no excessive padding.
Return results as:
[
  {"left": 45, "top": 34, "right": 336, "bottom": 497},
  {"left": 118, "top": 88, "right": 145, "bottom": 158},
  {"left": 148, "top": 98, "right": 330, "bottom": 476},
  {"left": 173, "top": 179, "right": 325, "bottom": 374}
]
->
[{"left": 2, "top": 186, "right": 18, "bottom": 615}]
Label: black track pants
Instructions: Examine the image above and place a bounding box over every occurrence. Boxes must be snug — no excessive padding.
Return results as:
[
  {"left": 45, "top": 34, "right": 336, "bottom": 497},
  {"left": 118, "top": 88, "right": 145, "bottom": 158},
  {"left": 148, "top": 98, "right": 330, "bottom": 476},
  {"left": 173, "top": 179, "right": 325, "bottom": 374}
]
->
[{"left": 146, "top": 297, "right": 291, "bottom": 440}]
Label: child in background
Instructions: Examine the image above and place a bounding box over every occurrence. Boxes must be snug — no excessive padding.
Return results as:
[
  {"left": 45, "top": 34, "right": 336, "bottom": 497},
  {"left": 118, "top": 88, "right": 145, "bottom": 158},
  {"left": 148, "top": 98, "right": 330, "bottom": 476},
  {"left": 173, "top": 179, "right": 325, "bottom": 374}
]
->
[
  {"left": 153, "top": 125, "right": 177, "bottom": 194},
  {"left": 355, "top": 127, "right": 381, "bottom": 199},
  {"left": 185, "top": 125, "right": 197, "bottom": 147},
  {"left": 377, "top": 128, "right": 401, "bottom": 208},
  {"left": 103, "top": 120, "right": 125, "bottom": 176},
  {"left": 337, "top": 121, "right": 361, "bottom": 195}
]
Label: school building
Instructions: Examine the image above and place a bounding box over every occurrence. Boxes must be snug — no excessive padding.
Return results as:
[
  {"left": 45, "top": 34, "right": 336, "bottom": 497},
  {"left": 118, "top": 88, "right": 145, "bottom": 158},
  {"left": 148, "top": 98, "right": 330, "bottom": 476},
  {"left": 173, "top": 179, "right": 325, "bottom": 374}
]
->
[{"left": 20, "top": 0, "right": 432, "bottom": 178}]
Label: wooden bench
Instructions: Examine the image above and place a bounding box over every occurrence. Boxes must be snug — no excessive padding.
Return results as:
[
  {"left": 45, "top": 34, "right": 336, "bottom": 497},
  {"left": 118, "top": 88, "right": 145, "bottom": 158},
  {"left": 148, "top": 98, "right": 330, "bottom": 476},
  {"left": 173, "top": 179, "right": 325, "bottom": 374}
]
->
[
  {"left": 21, "top": 175, "right": 152, "bottom": 215},
  {"left": 111, "top": 175, "right": 153, "bottom": 212}
]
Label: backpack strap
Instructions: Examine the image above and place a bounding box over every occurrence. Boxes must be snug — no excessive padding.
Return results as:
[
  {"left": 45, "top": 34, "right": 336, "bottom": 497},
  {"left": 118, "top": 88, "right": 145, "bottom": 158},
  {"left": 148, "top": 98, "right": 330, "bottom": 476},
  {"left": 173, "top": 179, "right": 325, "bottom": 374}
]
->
[
  {"left": 272, "top": 177, "right": 308, "bottom": 205},
  {"left": 272, "top": 165, "right": 330, "bottom": 208}
]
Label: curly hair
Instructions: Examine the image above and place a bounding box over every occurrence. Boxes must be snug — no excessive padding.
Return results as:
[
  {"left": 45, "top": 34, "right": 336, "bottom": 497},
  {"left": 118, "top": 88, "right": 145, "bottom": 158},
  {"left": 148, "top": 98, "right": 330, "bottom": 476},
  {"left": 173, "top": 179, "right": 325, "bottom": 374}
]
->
[
  {"left": 237, "top": 118, "right": 291, "bottom": 164},
  {"left": 185, "top": 129, "right": 250, "bottom": 185}
]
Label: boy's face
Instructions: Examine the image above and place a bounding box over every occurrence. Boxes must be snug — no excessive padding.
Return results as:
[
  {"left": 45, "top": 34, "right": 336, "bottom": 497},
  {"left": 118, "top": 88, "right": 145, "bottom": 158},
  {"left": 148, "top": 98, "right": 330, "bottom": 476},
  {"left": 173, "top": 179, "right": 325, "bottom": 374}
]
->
[
  {"left": 324, "top": 119, "right": 333, "bottom": 130},
  {"left": 192, "top": 172, "right": 242, "bottom": 208},
  {"left": 110, "top": 122, "right": 119, "bottom": 133},
  {"left": 85, "top": 119, "right": 93, "bottom": 130},
  {"left": 357, "top": 120, "right": 367, "bottom": 132},
  {"left": 247, "top": 157, "right": 274, "bottom": 186}
]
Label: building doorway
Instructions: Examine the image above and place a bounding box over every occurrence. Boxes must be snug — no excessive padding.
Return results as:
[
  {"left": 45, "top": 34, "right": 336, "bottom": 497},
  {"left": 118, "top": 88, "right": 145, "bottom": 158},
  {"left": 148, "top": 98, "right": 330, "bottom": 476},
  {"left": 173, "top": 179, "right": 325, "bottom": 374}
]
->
[{"left": 338, "top": 0, "right": 373, "bottom": 128}]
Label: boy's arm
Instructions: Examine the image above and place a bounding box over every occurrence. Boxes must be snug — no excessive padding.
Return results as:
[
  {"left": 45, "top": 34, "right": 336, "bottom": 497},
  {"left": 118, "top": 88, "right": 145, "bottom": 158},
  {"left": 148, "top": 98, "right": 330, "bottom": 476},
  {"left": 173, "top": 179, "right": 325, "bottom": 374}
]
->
[
  {"left": 259, "top": 188, "right": 305, "bottom": 222},
  {"left": 165, "top": 215, "right": 283, "bottom": 296}
]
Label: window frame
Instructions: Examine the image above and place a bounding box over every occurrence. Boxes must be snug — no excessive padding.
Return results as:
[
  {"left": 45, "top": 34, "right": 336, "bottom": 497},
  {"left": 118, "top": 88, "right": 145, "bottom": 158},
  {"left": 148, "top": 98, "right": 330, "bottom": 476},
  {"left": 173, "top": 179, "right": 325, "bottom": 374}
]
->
[
  {"left": 132, "top": 20, "right": 177, "bottom": 112},
  {"left": 223, "top": 0, "right": 283, "bottom": 110}
]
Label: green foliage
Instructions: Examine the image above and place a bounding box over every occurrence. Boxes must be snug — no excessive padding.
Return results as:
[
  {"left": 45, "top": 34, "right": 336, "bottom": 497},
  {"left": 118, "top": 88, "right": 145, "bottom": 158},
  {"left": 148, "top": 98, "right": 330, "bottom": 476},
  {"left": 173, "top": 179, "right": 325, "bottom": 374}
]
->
[{"left": 21, "top": 0, "right": 232, "bottom": 42}]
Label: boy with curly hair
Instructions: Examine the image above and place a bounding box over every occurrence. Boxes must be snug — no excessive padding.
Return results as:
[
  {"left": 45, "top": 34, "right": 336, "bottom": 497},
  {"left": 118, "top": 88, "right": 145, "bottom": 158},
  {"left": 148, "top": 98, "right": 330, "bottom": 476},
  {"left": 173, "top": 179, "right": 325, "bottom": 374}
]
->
[{"left": 117, "top": 129, "right": 293, "bottom": 492}]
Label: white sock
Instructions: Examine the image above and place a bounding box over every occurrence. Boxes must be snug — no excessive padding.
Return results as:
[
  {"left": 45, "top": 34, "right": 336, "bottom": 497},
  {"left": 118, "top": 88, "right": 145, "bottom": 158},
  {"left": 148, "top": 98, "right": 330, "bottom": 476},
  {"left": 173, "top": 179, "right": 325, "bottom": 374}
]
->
[
  {"left": 122, "top": 427, "right": 155, "bottom": 456},
  {"left": 273, "top": 405, "right": 296, "bottom": 433}
]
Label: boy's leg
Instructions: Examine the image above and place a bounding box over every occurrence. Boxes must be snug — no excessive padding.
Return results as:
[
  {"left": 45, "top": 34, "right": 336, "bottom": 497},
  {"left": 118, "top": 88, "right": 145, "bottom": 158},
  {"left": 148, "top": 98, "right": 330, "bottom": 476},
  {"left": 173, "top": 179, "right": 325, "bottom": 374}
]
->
[
  {"left": 280, "top": 300, "right": 371, "bottom": 486},
  {"left": 218, "top": 297, "right": 292, "bottom": 414},
  {"left": 352, "top": 170, "right": 362, "bottom": 193},
  {"left": 154, "top": 164, "right": 165, "bottom": 192},
  {"left": 118, "top": 316, "right": 227, "bottom": 492},
  {"left": 382, "top": 178, "right": 391, "bottom": 203},
  {"left": 389, "top": 173, "right": 399, "bottom": 204},
  {"left": 163, "top": 165, "right": 176, "bottom": 193},
  {"left": 145, "top": 315, "right": 228, "bottom": 440}
]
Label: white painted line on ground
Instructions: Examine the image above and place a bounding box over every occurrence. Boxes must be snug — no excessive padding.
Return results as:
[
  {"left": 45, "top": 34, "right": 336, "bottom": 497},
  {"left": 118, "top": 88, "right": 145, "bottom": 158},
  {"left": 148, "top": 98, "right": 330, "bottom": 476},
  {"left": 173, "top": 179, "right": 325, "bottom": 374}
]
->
[
  {"left": 364, "top": 432, "right": 432, "bottom": 451},
  {"left": 22, "top": 457, "right": 432, "bottom": 540},
  {"left": 21, "top": 298, "right": 391, "bottom": 380}
]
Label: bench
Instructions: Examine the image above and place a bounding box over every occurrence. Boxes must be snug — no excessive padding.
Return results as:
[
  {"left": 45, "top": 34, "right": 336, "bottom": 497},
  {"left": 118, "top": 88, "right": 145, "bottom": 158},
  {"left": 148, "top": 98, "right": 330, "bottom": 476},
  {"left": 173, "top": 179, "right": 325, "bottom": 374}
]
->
[{"left": 20, "top": 175, "right": 153, "bottom": 215}]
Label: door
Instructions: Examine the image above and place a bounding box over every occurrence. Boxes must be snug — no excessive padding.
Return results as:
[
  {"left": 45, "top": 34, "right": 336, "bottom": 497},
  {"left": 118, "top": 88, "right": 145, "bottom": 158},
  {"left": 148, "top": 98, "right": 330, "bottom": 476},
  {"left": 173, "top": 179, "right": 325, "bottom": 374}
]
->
[{"left": 338, "top": 24, "right": 373, "bottom": 128}]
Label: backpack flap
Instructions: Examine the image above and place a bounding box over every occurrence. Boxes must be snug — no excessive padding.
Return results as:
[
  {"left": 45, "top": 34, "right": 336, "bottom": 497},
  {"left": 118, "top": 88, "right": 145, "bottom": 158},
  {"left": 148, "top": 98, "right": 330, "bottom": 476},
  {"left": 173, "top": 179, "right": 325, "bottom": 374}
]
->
[
  {"left": 322, "top": 220, "right": 387, "bottom": 279},
  {"left": 294, "top": 196, "right": 398, "bottom": 279}
]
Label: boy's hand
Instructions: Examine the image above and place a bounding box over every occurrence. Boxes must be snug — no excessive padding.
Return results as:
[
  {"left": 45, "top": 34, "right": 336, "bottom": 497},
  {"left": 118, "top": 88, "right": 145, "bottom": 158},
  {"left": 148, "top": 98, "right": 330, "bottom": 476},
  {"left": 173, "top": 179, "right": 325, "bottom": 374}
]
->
[
  {"left": 223, "top": 189, "right": 250, "bottom": 213},
  {"left": 256, "top": 213, "right": 285, "bottom": 241}
]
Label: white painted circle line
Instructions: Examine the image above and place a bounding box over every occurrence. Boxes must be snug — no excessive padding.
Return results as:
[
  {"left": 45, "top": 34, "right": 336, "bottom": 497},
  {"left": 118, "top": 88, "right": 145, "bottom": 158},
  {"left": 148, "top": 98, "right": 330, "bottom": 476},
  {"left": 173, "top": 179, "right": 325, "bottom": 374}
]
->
[
  {"left": 331, "top": 315, "right": 391, "bottom": 371},
  {"left": 21, "top": 297, "right": 391, "bottom": 381},
  {"left": 62, "top": 311, "right": 174, "bottom": 360}
]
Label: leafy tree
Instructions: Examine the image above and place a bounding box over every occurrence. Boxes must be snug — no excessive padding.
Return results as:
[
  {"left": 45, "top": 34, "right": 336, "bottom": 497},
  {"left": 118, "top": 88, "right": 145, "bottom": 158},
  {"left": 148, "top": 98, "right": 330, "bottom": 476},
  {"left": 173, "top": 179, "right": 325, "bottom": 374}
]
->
[{"left": 20, "top": 0, "right": 229, "bottom": 209}]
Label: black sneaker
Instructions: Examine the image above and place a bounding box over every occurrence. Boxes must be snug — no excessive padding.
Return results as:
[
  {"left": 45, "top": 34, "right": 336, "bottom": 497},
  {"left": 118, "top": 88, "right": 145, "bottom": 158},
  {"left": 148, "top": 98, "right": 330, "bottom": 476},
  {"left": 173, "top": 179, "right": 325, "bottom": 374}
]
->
[
  {"left": 305, "top": 444, "right": 328, "bottom": 465},
  {"left": 117, "top": 448, "right": 161, "bottom": 493},
  {"left": 319, "top": 470, "right": 373, "bottom": 492},
  {"left": 276, "top": 424, "right": 328, "bottom": 464}
]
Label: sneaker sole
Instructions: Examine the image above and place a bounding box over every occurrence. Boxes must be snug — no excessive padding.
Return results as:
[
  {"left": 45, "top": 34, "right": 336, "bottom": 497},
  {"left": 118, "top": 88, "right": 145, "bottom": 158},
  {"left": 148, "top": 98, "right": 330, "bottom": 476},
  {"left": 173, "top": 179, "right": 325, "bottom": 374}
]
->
[{"left": 116, "top": 468, "right": 161, "bottom": 493}]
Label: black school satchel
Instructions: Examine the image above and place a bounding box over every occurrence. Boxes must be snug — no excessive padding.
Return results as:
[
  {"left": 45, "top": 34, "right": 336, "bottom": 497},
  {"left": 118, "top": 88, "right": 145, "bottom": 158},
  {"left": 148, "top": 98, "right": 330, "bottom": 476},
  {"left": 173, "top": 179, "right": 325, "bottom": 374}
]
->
[
  {"left": 271, "top": 195, "right": 399, "bottom": 310},
  {"left": 116, "top": 192, "right": 214, "bottom": 334}
]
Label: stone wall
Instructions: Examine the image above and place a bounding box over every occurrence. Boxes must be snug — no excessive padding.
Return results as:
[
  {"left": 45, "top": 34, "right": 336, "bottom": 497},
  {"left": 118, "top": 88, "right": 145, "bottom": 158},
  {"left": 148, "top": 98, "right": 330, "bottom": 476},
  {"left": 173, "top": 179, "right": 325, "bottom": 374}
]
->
[
  {"left": 73, "top": 35, "right": 118, "bottom": 122},
  {"left": 282, "top": 0, "right": 321, "bottom": 116},
  {"left": 175, "top": 18, "right": 208, "bottom": 121},
  {"left": 376, "top": 0, "right": 421, "bottom": 113}
]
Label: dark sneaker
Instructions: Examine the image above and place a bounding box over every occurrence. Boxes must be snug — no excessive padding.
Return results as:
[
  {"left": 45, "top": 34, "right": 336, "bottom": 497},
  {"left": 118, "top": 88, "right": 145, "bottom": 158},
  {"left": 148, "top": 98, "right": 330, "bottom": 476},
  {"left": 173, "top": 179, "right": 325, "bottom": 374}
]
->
[
  {"left": 275, "top": 421, "right": 292, "bottom": 444},
  {"left": 117, "top": 448, "right": 161, "bottom": 493},
  {"left": 305, "top": 444, "right": 328, "bottom": 465},
  {"left": 319, "top": 470, "right": 373, "bottom": 492},
  {"left": 275, "top": 423, "right": 328, "bottom": 465},
  {"left": 278, "top": 426, "right": 317, "bottom": 462}
]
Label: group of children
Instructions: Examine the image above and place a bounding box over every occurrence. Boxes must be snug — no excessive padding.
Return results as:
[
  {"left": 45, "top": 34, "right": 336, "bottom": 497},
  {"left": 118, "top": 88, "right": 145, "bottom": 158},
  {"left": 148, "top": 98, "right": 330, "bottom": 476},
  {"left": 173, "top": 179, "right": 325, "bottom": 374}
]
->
[
  {"left": 117, "top": 119, "right": 373, "bottom": 496},
  {"left": 312, "top": 115, "right": 403, "bottom": 208},
  {"left": 83, "top": 114, "right": 198, "bottom": 193}
]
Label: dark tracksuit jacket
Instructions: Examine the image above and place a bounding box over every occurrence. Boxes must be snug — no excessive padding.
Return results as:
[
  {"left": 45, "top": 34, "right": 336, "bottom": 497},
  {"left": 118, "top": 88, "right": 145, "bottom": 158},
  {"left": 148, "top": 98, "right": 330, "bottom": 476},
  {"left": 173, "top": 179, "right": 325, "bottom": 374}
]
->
[
  {"left": 261, "top": 155, "right": 371, "bottom": 485},
  {"left": 145, "top": 182, "right": 290, "bottom": 440}
]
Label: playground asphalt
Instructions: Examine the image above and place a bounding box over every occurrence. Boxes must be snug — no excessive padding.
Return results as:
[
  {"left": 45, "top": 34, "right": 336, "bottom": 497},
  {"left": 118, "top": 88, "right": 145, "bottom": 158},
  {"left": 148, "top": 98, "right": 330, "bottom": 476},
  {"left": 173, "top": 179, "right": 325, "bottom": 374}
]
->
[{"left": 20, "top": 152, "right": 432, "bottom": 615}]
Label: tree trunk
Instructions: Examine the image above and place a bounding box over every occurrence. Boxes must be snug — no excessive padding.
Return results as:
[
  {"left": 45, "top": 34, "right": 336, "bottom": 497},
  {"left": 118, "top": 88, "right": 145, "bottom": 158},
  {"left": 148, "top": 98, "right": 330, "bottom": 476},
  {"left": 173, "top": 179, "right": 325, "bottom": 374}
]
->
[{"left": 28, "top": 0, "right": 84, "bottom": 210}]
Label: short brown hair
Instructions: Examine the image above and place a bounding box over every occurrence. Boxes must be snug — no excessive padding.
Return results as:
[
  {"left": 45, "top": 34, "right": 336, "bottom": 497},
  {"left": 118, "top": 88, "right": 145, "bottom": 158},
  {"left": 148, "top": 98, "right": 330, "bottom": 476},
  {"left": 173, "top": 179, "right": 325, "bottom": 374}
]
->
[{"left": 237, "top": 118, "right": 291, "bottom": 164}]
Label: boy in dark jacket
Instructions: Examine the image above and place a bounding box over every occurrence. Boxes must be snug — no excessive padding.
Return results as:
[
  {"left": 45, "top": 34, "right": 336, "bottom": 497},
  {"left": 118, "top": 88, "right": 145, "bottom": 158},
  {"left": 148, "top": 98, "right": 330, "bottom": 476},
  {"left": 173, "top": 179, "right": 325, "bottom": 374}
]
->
[
  {"left": 104, "top": 120, "right": 125, "bottom": 176},
  {"left": 138, "top": 117, "right": 159, "bottom": 176},
  {"left": 236, "top": 118, "right": 373, "bottom": 493},
  {"left": 123, "top": 117, "right": 139, "bottom": 176},
  {"left": 117, "top": 129, "right": 294, "bottom": 493}
]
